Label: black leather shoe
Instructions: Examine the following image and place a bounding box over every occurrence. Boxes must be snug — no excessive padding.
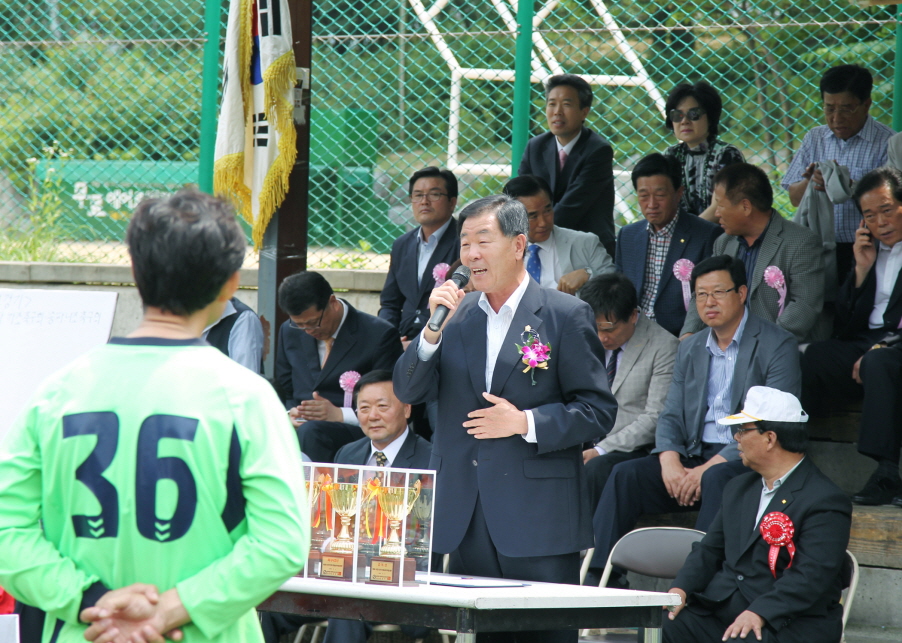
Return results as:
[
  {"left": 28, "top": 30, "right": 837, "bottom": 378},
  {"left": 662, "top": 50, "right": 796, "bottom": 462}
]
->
[{"left": 851, "top": 476, "right": 902, "bottom": 505}]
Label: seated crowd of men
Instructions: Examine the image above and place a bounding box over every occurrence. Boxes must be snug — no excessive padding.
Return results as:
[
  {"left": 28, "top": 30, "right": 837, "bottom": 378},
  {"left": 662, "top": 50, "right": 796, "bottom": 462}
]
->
[
  {"left": 270, "top": 63, "right": 899, "bottom": 642},
  {"left": 1, "top": 62, "right": 897, "bottom": 643}
]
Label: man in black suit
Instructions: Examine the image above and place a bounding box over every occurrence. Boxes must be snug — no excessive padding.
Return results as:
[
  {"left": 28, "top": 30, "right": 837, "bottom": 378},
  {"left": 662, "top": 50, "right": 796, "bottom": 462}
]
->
[
  {"left": 261, "top": 369, "right": 434, "bottom": 643},
  {"left": 665, "top": 387, "right": 852, "bottom": 643},
  {"left": 583, "top": 256, "right": 801, "bottom": 588},
  {"left": 518, "top": 74, "right": 616, "bottom": 256},
  {"left": 379, "top": 167, "right": 460, "bottom": 342},
  {"left": 275, "top": 271, "right": 403, "bottom": 462},
  {"left": 616, "top": 153, "right": 721, "bottom": 336},
  {"left": 801, "top": 167, "right": 902, "bottom": 504},
  {"left": 394, "top": 194, "right": 616, "bottom": 643},
  {"left": 323, "top": 369, "right": 433, "bottom": 643}
]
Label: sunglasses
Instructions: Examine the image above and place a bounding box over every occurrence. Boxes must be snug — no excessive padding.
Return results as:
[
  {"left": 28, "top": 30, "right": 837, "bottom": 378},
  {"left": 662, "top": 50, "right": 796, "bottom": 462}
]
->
[{"left": 669, "top": 108, "right": 706, "bottom": 123}]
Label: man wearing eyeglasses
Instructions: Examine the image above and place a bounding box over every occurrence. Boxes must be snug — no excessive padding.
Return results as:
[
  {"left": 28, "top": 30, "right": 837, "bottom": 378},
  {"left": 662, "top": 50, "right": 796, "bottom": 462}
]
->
[
  {"left": 518, "top": 74, "right": 616, "bottom": 256},
  {"left": 583, "top": 255, "right": 801, "bottom": 589},
  {"left": 782, "top": 64, "right": 895, "bottom": 281},
  {"left": 681, "top": 163, "right": 826, "bottom": 343},
  {"left": 379, "top": 167, "right": 460, "bottom": 343},
  {"left": 664, "top": 387, "right": 851, "bottom": 643},
  {"left": 275, "top": 271, "right": 403, "bottom": 462}
]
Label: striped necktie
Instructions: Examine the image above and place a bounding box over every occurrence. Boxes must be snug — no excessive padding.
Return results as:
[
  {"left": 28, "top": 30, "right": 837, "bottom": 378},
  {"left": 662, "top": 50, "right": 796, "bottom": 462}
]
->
[{"left": 606, "top": 348, "right": 621, "bottom": 388}]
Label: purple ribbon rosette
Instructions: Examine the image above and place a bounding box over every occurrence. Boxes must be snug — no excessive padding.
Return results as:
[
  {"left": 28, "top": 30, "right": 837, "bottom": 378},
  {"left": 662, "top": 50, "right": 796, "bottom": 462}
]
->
[
  {"left": 432, "top": 263, "right": 450, "bottom": 288},
  {"left": 673, "top": 259, "right": 694, "bottom": 311},
  {"left": 339, "top": 370, "right": 361, "bottom": 408},
  {"left": 763, "top": 266, "right": 787, "bottom": 317}
]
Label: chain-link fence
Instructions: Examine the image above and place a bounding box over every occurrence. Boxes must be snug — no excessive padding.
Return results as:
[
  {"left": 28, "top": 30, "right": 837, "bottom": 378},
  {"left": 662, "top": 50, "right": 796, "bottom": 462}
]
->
[{"left": 0, "top": 2, "right": 898, "bottom": 268}]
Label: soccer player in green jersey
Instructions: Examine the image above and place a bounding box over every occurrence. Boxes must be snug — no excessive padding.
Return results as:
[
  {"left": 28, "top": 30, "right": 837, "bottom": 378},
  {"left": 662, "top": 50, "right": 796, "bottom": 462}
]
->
[{"left": 0, "top": 189, "right": 309, "bottom": 643}]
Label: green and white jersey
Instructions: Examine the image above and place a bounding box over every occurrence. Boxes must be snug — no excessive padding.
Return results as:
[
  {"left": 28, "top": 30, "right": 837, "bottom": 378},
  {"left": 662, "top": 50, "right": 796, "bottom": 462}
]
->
[{"left": 0, "top": 338, "right": 310, "bottom": 643}]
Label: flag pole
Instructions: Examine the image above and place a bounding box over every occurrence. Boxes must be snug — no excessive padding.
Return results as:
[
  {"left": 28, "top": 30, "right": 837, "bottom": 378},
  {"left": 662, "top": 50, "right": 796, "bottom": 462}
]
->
[{"left": 198, "top": 0, "right": 222, "bottom": 193}]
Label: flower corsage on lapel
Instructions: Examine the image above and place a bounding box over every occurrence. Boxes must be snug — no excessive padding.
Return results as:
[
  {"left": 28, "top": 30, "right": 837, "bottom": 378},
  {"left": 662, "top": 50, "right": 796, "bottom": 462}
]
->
[{"left": 516, "top": 325, "right": 551, "bottom": 386}]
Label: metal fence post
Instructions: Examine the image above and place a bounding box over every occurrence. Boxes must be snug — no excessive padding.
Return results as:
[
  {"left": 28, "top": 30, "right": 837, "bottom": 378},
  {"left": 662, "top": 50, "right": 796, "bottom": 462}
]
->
[
  {"left": 198, "top": 0, "right": 222, "bottom": 193},
  {"left": 895, "top": 5, "right": 902, "bottom": 132},
  {"left": 510, "top": 0, "right": 535, "bottom": 176}
]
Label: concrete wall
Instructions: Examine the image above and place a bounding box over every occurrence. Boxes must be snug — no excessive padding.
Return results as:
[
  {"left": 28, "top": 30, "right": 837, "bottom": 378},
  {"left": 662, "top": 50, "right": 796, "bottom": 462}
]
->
[{"left": 0, "top": 262, "right": 387, "bottom": 337}]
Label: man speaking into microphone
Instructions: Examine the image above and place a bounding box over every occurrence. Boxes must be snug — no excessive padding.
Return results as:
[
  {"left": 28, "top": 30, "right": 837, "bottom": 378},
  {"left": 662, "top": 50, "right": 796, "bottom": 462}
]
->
[{"left": 394, "top": 194, "right": 616, "bottom": 643}]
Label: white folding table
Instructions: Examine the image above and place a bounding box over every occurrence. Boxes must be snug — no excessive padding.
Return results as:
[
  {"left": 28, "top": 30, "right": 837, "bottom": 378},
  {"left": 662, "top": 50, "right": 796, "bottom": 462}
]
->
[{"left": 259, "top": 574, "right": 679, "bottom": 642}]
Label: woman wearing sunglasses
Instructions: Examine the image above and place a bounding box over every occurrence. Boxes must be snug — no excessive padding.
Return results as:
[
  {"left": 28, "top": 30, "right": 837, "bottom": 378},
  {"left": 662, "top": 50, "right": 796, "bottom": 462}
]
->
[{"left": 663, "top": 81, "right": 744, "bottom": 221}]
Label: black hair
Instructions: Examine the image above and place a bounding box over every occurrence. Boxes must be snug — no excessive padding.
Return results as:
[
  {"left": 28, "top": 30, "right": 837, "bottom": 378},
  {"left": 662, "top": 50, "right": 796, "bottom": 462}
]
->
[
  {"left": 126, "top": 188, "right": 245, "bottom": 316},
  {"left": 503, "top": 174, "right": 553, "bottom": 201},
  {"left": 277, "top": 271, "right": 333, "bottom": 317},
  {"left": 713, "top": 163, "right": 773, "bottom": 212},
  {"left": 353, "top": 369, "right": 394, "bottom": 397},
  {"left": 579, "top": 273, "right": 638, "bottom": 324},
  {"left": 545, "top": 74, "right": 593, "bottom": 110},
  {"left": 757, "top": 420, "right": 809, "bottom": 454},
  {"left": 631, "top": 153, "right": 683, "bottom": 191},
  {"left": 664, "top": 81, "right": 723, "bottom": 142},
  {"left": 408, "top": 166, "right": 459, "bottom": 198},
  {"left": 458, "top": 194, "right": 528, "bottom": 241},
  {"left": 820, "top": 64, "right": 873, "bottom": 102},
  {"left": 690, "top": 254, "right": 748, "bottom": 293},
  {"left": 852, "top": 167, "right": 902, "bottom": 212}
]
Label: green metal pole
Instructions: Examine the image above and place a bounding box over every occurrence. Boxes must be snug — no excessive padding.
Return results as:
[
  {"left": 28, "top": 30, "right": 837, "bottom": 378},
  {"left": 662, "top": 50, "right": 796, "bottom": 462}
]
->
[
  {"left": 198, "top": 0, "right": 222, "bottom": 193},
  {"left": 510, "top": 0, "right": 535, "bottom": 176},
  {"left": 895, "top": 6, "right": 902, "bottom": 132}
]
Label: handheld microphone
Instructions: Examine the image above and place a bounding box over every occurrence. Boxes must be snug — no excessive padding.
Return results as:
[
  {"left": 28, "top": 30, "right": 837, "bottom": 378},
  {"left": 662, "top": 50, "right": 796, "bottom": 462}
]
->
[{"left": 427, "top": 265, "right": 471, "bottom": 332}]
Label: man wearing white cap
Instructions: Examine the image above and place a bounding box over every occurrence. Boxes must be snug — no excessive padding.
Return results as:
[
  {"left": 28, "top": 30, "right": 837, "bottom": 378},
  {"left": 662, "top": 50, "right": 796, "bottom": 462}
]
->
[{"left": 664, "top": 387, "right": 852, "bottom": 643}]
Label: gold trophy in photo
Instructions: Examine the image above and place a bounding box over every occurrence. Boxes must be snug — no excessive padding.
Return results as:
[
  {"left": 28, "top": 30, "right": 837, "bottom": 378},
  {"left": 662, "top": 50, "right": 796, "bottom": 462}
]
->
[
  {"left": 409, "top": 487, "right": 433, "bottom": 560},
  {"left": 368, "top": 478, "right": 421, "bottom": 585},
  {"left": 320, "top": 482, "right": 360, "bottom": 580},
  {"left": 303, "top": 475, "right": 325, "bottom": 576}
]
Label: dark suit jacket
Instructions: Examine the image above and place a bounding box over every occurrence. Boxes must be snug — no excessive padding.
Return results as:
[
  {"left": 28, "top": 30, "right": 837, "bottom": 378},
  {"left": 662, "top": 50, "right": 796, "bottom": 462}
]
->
[
  {"left": 379, "top": 219, "right": 460, "bottom": 338},
  {"left": 518, "top": 126, "right": 616, "bottom": 253},
  {"left": 834, "top": 259, "right": 902, "bottom": 341},
  {"left": 653, "top": 313, "right": 801, "bottom": 462},
  {"left": 673, "top": 457, "right": 851, "bottom": 640},
  {"left": 334, "top": 429, "right": 433, "bottom": 469},
  {"left": 616, "top": 212, "right": 720, "bottom": 336},
  {"left": 275, "top": 302, "right": 403, "bottom": 408},
  {"left": 681, "top": 212, "right": 826, "bottom": 342},
  {"left": 393, "top": 279, "right": 617, "bottom": 557}
]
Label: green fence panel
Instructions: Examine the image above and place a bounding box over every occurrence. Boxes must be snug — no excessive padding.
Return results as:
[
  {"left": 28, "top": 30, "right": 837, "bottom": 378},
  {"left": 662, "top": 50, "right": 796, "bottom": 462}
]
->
[{"left": 0, "top": 1, "right": 898, "bottom": 268}]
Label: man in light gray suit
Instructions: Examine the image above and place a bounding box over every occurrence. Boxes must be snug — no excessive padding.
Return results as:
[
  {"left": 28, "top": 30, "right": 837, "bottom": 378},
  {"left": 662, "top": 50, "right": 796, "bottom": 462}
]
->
[
  {"left": 681, "top": 163, "right": 826, "bottom": 342},
  {"left": 584, "top": 255, "right": 801, "bottom": 588},
  {"left": 579, "top": 272, "right": 679, "bottom": 507},
  {"left": 505, "top": 174, "right": 614, "bottom": 295}
]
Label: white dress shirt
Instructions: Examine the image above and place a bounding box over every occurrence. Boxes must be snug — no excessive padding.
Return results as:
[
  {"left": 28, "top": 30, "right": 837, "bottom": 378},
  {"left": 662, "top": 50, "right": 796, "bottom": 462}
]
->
[
  {"left": 869, "top": 242, "right": 902, "bottom": 329},
  {"left": 417, "top": 218, "right": 453, "bottom": 286},
  {"left": 201, "top": 300, "right": 265, "bottom": 374},
  {"left": 318, "top": 301, "right": 358, "bottom": 426},
  {"left": 366, "top": 427, "right": 410, "bottom": 467},
  {"left": 755, "top": 457, "right": 805, "bottom": 530},
  {"left": 417, "top": 272, "right": 539, "bottom": 442},
  {"left": 556, "top": 129, "right": 582, "bottom": 156},
  {"left": 526, "top": 231, "right": 561, "bottom": 288}
]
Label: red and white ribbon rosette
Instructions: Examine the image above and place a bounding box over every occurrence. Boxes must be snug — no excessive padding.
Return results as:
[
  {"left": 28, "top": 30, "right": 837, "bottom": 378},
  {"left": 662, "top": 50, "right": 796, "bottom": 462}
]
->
[
  {"left": 339, "top": 370, "right": 361, "bottom": 408},
  {"left": 433, "top": 263, "right": 450, "bottom": 288},
  {"left": 673, "top": 259, "right": 694, "bottom": 311},
  {"left": 763, "top": 266, "right": 787, "bottom": 317},
  {"left": 759, "top": 511, "right": 796, "bottom": 578}
]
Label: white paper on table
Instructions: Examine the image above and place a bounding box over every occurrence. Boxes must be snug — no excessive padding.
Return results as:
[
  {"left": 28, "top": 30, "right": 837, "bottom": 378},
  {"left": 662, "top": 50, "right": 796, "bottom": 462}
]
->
[{"left": 419, "top": 573, "right": 528, "bottom": 588}]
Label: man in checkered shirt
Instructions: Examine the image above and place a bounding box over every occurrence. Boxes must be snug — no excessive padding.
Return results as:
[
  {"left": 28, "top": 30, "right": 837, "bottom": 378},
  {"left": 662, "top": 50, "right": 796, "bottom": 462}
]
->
[{"left": 782, "top": 64, "right": 895, "bottom": 282}]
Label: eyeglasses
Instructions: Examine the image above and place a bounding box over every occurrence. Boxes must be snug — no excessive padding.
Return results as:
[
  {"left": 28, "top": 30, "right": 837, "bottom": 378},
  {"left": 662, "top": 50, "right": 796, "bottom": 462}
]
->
[
  {"left": 733, "top": 426, "right": 765, "bottom": 437},
  {"left": 410, "top": 191, "right": 448, "bottom": 203},
  {"left": 288, "top": 308, "right": 325, "bottom": 331},
  {"left": 596, "top": 320, "right": 622, "bottom": 334},
  {"left": 823, "top": 103, "right": 863, "bottom": 116},
  {"left": 693, "top": 287, "right": 737, "bottom": 303},
  {"left": 669, "top": 107, "right": 706, "bottom": 123}
]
